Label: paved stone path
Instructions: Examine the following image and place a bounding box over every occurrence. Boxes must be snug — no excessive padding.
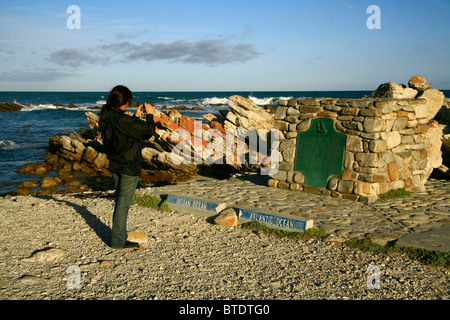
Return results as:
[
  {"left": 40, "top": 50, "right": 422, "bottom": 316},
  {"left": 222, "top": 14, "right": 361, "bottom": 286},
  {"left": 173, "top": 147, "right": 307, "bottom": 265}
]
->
[{"left": 143, "top": 175, "right": 450, "bottom": 251}]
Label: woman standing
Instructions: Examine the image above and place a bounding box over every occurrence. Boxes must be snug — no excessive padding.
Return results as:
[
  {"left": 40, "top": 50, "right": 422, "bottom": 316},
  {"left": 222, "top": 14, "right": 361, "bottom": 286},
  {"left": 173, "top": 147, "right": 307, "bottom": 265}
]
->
[{"left": 99, "top": 85, "right": 156, "bottom": 249}]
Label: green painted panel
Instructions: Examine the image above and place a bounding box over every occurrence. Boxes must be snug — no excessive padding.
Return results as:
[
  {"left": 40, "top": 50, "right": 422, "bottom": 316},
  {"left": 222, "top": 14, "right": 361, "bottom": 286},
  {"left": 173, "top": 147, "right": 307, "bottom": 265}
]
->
[{"left": 294, "top": 118, "right": 346, "bottom": 187}]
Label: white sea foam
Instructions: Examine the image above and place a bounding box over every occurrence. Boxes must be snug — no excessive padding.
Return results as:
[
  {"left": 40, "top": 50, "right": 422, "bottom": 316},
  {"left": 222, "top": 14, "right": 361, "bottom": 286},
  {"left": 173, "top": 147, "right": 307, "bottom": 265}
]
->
[
  {"left": 21, "top": 104, "right": 58, "bottom": 112},
  {"left": 277, "top": 96, "right": 294, "bottom": 101},
  {"left": 201, "top": 97, "right": 231, "bottom": 106},
  {"left": 95, "top": 100, "right": 106, "bottom": 105},
  {"left": 0, "top": 140, "right": 17, "bottom": 150},
  {"left": 21, "top": 103, "right": 97, "bottom": 112},
  {"left": 248, "top": 96, "right": 292, "bottom": 106}
]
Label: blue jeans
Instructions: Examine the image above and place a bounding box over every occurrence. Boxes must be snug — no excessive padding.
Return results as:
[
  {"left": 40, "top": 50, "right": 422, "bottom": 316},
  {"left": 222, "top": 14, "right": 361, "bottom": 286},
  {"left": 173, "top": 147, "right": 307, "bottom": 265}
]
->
[{"left": 110, "top": 172, "right": 139, "bottom": 248}]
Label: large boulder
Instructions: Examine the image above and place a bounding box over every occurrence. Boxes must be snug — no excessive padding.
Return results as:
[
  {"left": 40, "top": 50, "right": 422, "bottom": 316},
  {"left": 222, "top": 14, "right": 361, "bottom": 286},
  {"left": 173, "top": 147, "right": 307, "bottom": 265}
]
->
[
  {"left": 86, "top": 112, "right": 100, "bottom": 130},
  {"left": 225, "top": 95, "right": 275, "bottom": 131},
  {"left": 408, "top": 75, "right": 432, "bottom": 92},
  {"left": 418, "top": 89, "right": 445, "bottom": 120},
  {"left": 370, "top": 82, "right": 418, "bottom": 99},
  {"left": 214, "top": 208, "right": 239, "bottom": 227}
]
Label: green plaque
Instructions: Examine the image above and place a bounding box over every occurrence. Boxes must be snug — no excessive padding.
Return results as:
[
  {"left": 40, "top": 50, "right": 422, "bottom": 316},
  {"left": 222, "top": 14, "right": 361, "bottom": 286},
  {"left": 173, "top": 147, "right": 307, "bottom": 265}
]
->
[{"left": 294, "top": 118, "right": 346, "bottom": 187}]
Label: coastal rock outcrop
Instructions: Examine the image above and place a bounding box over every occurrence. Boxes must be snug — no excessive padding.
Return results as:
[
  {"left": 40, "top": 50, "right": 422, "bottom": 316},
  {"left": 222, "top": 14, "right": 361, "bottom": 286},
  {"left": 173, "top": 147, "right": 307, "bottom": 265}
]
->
[
  {"left": 10, "top": 77, "right": 447, "bottom": 198},
  {"left": 134, "top": 100, "right": 272, "bottom": 175},
  {"left": 0, "top": 102, "right": 23, "bottom": 112},
  {"left": 12, "top": 96, "right": 274, "bottom": 195},
  {"left": 223, "top": 95, "right": 275, "bottom": 131}
]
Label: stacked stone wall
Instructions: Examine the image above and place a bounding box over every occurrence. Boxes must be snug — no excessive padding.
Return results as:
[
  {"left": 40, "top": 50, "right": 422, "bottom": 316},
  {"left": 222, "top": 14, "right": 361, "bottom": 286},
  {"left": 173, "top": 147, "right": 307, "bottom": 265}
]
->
[{"left": 269, "top": 95, "right": 444, "bottom": 202}]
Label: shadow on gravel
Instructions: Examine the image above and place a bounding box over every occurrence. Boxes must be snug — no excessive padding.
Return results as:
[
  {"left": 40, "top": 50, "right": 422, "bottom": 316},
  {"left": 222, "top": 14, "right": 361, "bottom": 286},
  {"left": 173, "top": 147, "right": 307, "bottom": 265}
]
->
[{"left": 43, "top": 195, "right": 112, "bottom": 246}]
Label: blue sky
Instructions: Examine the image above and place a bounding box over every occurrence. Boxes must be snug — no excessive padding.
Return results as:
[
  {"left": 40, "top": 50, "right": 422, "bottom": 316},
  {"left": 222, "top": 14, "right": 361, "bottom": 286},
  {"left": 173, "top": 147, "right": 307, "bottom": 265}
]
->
[{"left": 0, "top": 0, "right": 449, "bottom": 91}]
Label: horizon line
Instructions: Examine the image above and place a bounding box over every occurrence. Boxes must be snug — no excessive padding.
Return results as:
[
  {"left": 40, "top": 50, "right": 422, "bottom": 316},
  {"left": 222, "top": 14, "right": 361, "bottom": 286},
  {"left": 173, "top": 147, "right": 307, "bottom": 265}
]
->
[{"left": 1, "top": 89, "right": 449, "bottom": 93}]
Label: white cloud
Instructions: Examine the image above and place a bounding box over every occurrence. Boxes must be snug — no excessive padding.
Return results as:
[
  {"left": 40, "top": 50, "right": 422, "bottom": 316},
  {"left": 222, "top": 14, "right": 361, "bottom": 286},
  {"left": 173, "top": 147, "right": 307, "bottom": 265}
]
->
[
  {"left": 305, "top": 55, "right": 325, "bottom": 64},
  {"left": 0, "top": 68, "right": 79, "bottom": 82},
  {"left": 343, "top": 3, "right": 355, "bottom": 10},
  {"left": 48, "top": 39, "right": 261, "bottom": 68},
  {"left": 48, "top": 48, "right": 109, "bottom": 67}
]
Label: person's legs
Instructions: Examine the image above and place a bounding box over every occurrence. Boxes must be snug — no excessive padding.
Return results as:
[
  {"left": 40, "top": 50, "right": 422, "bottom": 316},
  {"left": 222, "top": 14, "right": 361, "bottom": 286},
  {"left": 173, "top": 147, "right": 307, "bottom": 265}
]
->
[{"left": 110, "top": 173, "right": 139, "bottom": 248}]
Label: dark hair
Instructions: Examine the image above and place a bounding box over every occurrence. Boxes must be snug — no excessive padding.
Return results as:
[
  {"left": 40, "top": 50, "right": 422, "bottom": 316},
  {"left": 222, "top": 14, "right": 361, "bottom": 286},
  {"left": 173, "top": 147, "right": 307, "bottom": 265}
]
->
[
  {"left": 100, "top": 85, "right": 133, "bottom": 116},
  {"left": 99, "top": 85, "right": 133, "bottom": 137}
]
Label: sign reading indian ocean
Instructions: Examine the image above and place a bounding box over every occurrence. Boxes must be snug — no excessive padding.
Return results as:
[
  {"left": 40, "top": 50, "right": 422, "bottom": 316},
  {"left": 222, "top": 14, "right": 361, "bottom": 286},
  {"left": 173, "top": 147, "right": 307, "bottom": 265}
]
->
[
  {"left": 166, "top": 194, "right": 226, "bottom": 214},
  {"left": 239, "top": 208, "right": 313, "bottom": 232},
  {"left": 294, "top": 118, "right": 346, "bottom": 187}
]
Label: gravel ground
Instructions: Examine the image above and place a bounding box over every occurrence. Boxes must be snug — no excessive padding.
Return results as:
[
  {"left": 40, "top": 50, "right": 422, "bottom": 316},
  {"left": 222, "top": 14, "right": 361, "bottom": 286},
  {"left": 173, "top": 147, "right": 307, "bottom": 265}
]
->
[{"left": 0, "top": 192, "right": 448, "bottom": 300}]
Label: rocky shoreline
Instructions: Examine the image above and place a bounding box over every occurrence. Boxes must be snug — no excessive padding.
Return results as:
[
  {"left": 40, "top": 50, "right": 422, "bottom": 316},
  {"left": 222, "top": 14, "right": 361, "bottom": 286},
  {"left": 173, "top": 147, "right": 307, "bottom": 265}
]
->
[
  {"left": 5, "top": 95, "right": 277, "bottom": 197},
  {"left": 3, "top": 81, "right": 449, "bottom": 199},
  {"left": 2, "top": 76, "right": 449, "bottom": 199}
]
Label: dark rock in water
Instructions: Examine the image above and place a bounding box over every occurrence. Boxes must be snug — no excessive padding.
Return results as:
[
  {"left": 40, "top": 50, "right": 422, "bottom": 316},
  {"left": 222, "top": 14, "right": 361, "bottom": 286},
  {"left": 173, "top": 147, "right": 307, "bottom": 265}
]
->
[
  {"left": 16, "top": 163, "right": 37, "bottom": 174},
  {"left": 171, "top": 105, "right": 189, "bottom": 110},
  {"left": 16, "top": 162, "right": 51, "bottom": 175},
  {"left": 130, "top": 101, "right": 143, "bottom": 109},
  {"left": 41, "top": 177, "right": 58, "bottom": 189},
  {"left": 0, "top": 102, "right": 23, "bottom": 112},
  {"left": 17, "top": 181, "right": 39, "bottom": 189},
  {"left": 15, "top": 189, "right": 30, "bottom": 196}
]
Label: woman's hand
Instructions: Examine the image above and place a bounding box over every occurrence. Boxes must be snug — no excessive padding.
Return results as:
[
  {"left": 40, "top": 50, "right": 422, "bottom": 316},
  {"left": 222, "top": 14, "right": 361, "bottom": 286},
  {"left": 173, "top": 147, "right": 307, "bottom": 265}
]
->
[
  {"left": 135, "top": 102, "right": 154, "bottom": 117},
  {"left": 144, "top": 102, "right": 154, "bottom": 114},
  {"left": 135, "top": 104, "right": 144, "bottom": 117}
]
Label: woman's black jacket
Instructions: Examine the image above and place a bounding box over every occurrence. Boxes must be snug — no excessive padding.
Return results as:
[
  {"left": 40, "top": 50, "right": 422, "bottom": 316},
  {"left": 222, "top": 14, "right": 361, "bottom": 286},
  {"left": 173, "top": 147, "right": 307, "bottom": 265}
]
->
[{"left": 100, "top": 109, "right": 155, "bottom": 176}]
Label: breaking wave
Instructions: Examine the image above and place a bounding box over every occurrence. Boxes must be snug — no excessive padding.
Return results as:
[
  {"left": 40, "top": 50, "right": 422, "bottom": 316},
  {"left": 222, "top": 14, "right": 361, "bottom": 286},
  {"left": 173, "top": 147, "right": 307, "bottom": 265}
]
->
[
  {"left": 21, "top": 103, "right": 98, "bottom": 112},
  {"left": 0, "top": 140, "right": 17, "bottom": 150},
  {"left": 248, "top": 96, "right": 293, "bottom": 106},
  {"left": 201, "top": 97, "right": 231, "bottom": 106}
]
